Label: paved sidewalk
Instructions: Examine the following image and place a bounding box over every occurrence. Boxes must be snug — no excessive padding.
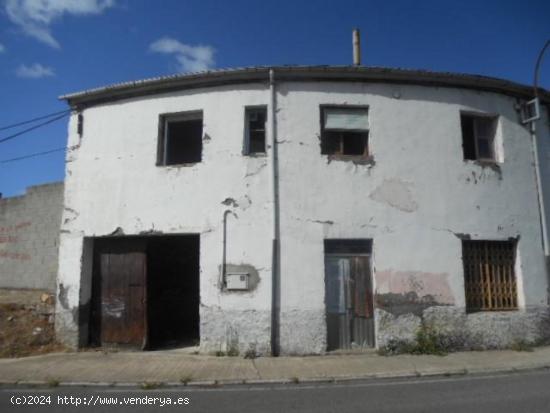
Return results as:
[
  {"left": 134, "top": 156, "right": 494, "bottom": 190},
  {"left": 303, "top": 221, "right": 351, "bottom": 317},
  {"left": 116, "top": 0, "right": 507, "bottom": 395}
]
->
[{"left": 1, "top": 347, "right": 549, "bottom": 387}]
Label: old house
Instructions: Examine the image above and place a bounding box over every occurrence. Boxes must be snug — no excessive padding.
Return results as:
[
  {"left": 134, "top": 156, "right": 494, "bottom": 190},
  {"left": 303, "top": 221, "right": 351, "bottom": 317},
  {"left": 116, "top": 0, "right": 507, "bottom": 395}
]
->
[{"left": 55, "top": 66, "right": 550, "bottom": 355}]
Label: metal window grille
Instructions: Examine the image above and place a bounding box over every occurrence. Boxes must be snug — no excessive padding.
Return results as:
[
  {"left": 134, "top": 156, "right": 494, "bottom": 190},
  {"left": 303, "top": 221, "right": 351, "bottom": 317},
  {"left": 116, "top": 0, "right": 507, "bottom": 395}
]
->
[{"left": 462, "top": 240, "right": 518, "bottom": 312}]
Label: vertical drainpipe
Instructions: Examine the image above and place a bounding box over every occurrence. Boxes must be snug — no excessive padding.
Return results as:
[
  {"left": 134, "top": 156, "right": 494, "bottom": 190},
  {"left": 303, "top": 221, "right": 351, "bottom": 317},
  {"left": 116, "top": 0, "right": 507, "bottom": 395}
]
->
[
  {"left": 530, "top": 120, "right": 550, "bottom": 258},
  {"left": 270, "top": 68, "right": 281, "bottom": 356},
  {"left": 532, "top": 41, "right": 550, "bottom": 260}
]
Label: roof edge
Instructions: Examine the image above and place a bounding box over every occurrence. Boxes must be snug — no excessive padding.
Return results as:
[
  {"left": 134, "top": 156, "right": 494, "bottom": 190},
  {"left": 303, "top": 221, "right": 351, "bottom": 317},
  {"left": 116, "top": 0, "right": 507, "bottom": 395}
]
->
[{"left": 60, "top": 66, "right": 550, "bottom": 108}]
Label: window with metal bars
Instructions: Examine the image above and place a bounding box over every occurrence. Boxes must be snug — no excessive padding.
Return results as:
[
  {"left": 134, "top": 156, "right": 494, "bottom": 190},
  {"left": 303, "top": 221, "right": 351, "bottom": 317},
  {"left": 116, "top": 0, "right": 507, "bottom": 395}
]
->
[{"left": 462, "top": 240, "right": 518, "bottom": 312}]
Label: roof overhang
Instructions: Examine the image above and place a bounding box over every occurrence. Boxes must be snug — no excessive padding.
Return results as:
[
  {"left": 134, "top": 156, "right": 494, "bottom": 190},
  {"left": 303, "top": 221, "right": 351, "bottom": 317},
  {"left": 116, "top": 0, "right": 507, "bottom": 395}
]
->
[{"left": 60, "top": 66, "right": 550, "bottom": 108}]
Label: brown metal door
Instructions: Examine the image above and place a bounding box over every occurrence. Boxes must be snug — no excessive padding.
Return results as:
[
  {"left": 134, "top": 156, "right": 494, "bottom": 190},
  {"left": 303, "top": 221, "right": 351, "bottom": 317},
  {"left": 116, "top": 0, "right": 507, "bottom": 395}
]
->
[
  {"left": 351, "top": 256, "right": 374, "bottom": 348},
  {"left": 325, "top": 254, "right": 374, "bottom": 350},
  {"left": 99, "top": 243, "right": 147, "bottom": 349}
]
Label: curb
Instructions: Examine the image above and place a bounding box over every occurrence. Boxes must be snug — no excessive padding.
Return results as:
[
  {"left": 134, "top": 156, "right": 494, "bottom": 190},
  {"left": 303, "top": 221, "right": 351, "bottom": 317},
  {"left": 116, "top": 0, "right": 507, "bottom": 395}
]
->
[{"left": 1, "top": 363, "right": 549, "bottom": 389}]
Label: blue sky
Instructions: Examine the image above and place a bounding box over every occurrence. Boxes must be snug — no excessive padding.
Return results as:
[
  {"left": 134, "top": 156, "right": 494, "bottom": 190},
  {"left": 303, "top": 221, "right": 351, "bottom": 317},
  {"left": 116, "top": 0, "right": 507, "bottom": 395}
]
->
[{"left": 0, "top": 0, "right": 549, "bottom": 197}]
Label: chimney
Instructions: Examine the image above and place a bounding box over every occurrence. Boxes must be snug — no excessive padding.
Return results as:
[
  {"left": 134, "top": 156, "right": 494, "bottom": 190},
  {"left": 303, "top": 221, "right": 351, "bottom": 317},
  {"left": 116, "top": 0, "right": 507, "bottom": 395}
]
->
[{"left": 352, "top": 28, "right": 361, "bottom": 66}]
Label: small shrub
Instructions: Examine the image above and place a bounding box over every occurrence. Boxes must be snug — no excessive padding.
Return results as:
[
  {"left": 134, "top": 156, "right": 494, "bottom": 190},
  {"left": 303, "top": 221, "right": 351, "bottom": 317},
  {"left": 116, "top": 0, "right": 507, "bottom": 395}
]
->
[
  {"left": 227, "top": 347, "right": 239, "bottom": 357},
  {"left": 243, "top": 345, "right": 257, "bottom": 359},
  {"left": 215, "top": 351, "right": 226, "bottom": 357},
  {"left": 141, "top": 382, "right": 161, "bottom": 390},
  {"left": 413, "top": 325, "right": 447, "bottom": 355},
  {"left": 378, "top": 325, "right": 457, "bottom": 356},
  {"left": 180, "top": 374, "right": 193, "bottom": 385},
  {"left": 46, "top": 378, "right": 59, "bottom": 388}
]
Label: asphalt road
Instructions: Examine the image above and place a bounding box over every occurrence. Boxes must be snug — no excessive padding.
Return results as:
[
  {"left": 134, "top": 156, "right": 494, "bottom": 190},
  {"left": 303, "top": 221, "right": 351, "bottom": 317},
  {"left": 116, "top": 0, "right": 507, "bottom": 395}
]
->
[{"left": 2, "top": 369, "right": 550, "bottom": 412}]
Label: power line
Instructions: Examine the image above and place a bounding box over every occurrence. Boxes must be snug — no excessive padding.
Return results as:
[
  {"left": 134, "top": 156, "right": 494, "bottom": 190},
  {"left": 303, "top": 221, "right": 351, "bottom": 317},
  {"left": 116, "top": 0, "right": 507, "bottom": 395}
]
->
[
  {"left": 0, "top": 109, "right": 71, "bottom": 132},
  {"left": 0, "top": 145, "right": 77, "bottom": 164},
  {"left": 0, "top": 112, "right": 70, "bottom": 145}
]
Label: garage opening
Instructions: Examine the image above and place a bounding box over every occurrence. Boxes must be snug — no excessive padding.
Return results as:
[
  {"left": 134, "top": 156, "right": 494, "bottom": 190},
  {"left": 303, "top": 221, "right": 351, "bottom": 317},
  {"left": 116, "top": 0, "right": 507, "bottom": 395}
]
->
[
  {"left": 147, "top": 236, "right": 200, "bottom": 349},
  {"left": 89, "top": 235, "right": 200, "bottom": 350}
]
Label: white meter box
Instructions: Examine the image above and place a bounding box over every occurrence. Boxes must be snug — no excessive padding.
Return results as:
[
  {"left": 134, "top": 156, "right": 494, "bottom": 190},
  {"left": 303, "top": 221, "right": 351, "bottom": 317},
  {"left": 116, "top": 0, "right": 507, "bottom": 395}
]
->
[{"left": 225, "top": 272, "right": 250, "bottom": 290}]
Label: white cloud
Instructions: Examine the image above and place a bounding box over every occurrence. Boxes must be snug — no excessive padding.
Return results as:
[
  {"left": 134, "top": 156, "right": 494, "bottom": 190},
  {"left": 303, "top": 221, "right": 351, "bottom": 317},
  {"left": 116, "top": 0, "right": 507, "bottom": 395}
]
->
[
  {"left": 0, "top": 43, "right": 5, "bottom": 53},
  {"left": 149, "top": 37, "right": 215, "bottom": 73},
  {"left": 5, "top": 0, "right": 115, "bottom": 48},
  {"left": 16, "top": 63, "right": 55, "bottom": 78}
]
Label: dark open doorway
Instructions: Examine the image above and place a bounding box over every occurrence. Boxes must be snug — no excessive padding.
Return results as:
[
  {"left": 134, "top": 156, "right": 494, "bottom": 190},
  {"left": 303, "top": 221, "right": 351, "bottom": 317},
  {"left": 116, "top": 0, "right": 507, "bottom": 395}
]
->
[
  {"left": 90, "top": 235, "right": 200, "bottom": 350},
  {"left": 147, "top": 235, "right": 200, "bottom": 349}
]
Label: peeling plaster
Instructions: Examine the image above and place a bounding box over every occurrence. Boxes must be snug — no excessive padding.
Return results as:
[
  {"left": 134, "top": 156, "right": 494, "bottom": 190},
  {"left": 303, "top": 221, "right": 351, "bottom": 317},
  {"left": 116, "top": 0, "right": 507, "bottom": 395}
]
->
[
  {"left": 221, "top": 198, "right": 238, "bottom": 207},
  {"left": 109, "top": 227, "right": 125, "bottom": 236},
  {"left": 58, "top": 284, "right": 70, "bottom": 310},
  {"left": 369, "top": 179, "right": 418, "bottom": 212},
  {"left": 244, "top": 161, "right": 267, "bottom": 178},
  {"left": 63, "top": 207, "right": 79, "bottom": 225},
  {"left": 309, "top": 219, "right": 334, "bottom": 225}
]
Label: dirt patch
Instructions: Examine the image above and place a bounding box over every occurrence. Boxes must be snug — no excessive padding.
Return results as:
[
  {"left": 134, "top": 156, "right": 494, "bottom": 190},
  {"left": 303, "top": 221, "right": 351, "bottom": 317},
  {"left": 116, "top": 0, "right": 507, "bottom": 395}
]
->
[{"left": 0, "top": 302, "right": 66, "bottom": 358}]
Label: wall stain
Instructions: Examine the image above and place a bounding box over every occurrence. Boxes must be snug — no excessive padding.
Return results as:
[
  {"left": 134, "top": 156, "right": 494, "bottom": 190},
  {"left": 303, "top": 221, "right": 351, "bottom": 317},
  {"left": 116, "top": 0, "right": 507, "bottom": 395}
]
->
[
  {"left": 375, "top": 291, "right": 445, "bottom": 316},
  {"left": 369, "top": 179, "right": 418, "bottom": 212},
  {"left": 58, "top": 283, "right": 70, "bottom": 310}
]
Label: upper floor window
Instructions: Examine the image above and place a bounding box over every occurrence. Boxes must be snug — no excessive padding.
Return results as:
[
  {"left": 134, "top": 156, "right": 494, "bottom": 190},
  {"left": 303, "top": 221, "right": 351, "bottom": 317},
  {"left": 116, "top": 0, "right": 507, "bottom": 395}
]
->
[
  {"left": 320, "top": 106, "right": 369, "bottom": 157},
  {"left": 157, "top": 111, "right": 203, "bottom": 166},
  {"left": 244, "top": 106, "right": 267, "bottom": 155},
  {"left": 460, "top": 113, "right": 498, "bottom": 162}
]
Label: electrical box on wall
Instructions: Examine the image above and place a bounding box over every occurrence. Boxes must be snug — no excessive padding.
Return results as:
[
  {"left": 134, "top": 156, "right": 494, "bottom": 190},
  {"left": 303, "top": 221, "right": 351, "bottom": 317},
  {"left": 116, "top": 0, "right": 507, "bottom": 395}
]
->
[{"left": 225, "top": 272, "right": 250, "bottom": 290}]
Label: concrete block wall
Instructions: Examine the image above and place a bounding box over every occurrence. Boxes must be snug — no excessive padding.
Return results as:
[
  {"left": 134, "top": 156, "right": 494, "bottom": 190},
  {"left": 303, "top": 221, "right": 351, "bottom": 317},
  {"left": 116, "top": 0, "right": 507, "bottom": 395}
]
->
[{"left": 0, "top": 182, "right": 64, "bottom": 291}]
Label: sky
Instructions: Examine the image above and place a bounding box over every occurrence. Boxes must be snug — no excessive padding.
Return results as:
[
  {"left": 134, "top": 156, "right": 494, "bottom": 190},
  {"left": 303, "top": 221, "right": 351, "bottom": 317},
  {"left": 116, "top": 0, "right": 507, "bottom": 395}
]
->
[{"left": 0, "top": 0, "right": 549, "bottom": 197}]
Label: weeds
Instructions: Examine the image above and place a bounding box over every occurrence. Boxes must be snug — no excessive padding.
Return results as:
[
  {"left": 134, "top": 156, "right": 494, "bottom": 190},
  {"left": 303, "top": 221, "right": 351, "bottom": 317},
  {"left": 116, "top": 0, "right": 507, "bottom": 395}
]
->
[
  {"left": 510, "top": 340, "right": 534, "bottom": 352},
  {"left": 141, "top": 382, "right": 161, "bottom": 390},
  {"left": 378, "top": 325, "right": 456, "bottom": 356},
  {"left": 227, "top": 347, "right": 239, "bottom": 357},
  {"left": 180, "top": 374, "right": 193, "bottom": 385},
  {"left": 243, "top": 348, "right": 257, "bottom": 359},
  {"left": 46, "top": 378, "right": 59, "bottom": 388}
]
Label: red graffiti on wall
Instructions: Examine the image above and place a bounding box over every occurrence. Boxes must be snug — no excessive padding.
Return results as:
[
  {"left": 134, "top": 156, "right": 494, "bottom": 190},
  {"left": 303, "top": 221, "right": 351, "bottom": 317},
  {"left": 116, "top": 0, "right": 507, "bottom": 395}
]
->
[
  {"left": 0, "top": 221, "right": 32, "bottom": 233},
  {"left": 0, "top": 251, "right": 31, "bottom": 261},
  {"left": 0, "top": 221, "right": 33, "bottom": 261}
]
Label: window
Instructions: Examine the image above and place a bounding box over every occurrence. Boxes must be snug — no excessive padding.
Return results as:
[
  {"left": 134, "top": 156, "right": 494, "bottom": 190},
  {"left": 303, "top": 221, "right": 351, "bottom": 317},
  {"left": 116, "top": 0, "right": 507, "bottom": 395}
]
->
[
  {"left": 244, "top": 107, "right": 267, "bottom": 155},
  {"left": 157, "top": 111, "right": 203, "bottom": 166},
  {"left": 462, "top": 240, "right": 518, "bottom": 312},
  {"left": 460, "top": 113, "right": 497, "bottom": 161},
  {"left": 321, "top": 106, "right": 369, "bottom": 157}
]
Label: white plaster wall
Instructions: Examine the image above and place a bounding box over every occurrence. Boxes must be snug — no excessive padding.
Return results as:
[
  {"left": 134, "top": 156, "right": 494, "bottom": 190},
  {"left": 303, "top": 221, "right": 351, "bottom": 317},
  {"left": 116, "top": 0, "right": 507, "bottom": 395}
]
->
[
  {"left": 275, "top": 82, "right": 549, "bottom": 352},
  {"left": 56, "top": 79, "right": 550, "bottom": 354},
  {"left": 535, "top": 104, "right": 550, "bottom": 283},
  {"left": 57, "top": 83, "right": 274, "bottom": 352}
]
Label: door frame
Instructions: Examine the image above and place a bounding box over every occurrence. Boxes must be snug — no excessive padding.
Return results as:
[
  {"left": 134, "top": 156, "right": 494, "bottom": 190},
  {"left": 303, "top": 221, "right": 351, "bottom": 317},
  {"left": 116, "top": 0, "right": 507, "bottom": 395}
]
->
[{"left": 324, "top": 240, "right": 375, "bottom": 351}]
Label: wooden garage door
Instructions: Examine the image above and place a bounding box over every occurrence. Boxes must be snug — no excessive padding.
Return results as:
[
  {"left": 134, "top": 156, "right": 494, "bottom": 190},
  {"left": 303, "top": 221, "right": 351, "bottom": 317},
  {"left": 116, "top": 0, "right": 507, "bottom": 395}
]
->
[{"left": 99, "top": 244, "right": 148, "bottom": 349}]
